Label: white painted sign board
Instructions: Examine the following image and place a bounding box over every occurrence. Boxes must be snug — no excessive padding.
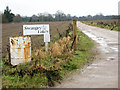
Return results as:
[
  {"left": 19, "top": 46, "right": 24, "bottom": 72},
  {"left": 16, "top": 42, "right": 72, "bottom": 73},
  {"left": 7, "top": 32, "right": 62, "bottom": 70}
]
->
[
  {"left": 44, "top": 33, "right": 50, "bottom": 42},
  {"left": 23, "top": 24, "right": 49, "bottom": 35}
]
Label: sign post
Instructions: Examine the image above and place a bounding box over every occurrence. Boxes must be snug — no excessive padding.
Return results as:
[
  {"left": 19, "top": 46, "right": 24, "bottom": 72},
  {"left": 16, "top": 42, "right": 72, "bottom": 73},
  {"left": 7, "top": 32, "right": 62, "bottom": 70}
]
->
[
  {"left": 45, "top": 42, "right": 48, "bottom": 52},
  {"left": 73, "top": 20, "right": 77, "bottom": 51},
  {"left": 44, "top": 33, "right": 50, "bottom": 52}
]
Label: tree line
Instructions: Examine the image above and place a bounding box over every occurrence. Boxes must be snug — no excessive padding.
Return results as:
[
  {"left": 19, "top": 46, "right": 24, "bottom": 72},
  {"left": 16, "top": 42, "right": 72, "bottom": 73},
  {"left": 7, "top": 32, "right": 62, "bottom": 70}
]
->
[{"left": 1, "top": 6, "right": 120, "bottom": 23}]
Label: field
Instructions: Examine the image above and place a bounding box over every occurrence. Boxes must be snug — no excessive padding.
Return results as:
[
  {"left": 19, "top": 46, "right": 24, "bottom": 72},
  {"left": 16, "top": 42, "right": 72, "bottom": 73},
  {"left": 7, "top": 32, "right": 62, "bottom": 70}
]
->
[
  {"left": 82, "top": 19, "right": 119, "bottom": 31},
  {"left": 2, "top": 21, "right": 94, "bottom": 88},
  {"left": 2, "top": 21, "right": 71, "bottom": 57}
]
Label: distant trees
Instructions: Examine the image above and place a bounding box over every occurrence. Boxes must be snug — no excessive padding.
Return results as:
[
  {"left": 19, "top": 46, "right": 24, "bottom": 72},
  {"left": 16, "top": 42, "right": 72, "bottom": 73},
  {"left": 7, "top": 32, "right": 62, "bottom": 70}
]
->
[
  {"left": 13, "top": 14, "right": 22, "bottom": 22},
  {"left": 3, "top": 6, "right": 14, "bottom": 23},
  {"left": 66, "top": 14, "right": 72, "bottom": 21},
  {"left": 22, "top": 16, "right": 30, "bottom": 22},
  {"left": 29, "top": 15, "right": 38, "bottom": 22},
  {"left": 55, "top": 10, "right": 66, "bottom": 21},
  {"left": 29, "top": 11, "right": 71, "bottom": 22},
  {"left": 1, "top": 6, "right": 119, "bottom": 23},
  {"left": 2, "top": 6, "right": 23, "bottom": 23}
]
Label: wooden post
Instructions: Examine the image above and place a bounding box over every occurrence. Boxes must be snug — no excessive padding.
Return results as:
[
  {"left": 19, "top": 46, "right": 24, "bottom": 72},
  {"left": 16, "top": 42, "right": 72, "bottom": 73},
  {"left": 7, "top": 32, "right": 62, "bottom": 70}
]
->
[
  {"left": 73, "top": 20, "right": 77, "bottom": 51},
  {"left": 45, "top": 42, "right": 48, "bottom": 52}
]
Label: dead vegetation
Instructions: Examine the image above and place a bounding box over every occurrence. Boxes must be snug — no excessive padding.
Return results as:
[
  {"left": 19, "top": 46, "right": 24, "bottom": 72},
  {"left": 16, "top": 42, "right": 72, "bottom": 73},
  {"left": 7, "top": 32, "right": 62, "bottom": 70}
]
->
[{"left": 49, "top": 36, "right": 71, "bottom": 58}]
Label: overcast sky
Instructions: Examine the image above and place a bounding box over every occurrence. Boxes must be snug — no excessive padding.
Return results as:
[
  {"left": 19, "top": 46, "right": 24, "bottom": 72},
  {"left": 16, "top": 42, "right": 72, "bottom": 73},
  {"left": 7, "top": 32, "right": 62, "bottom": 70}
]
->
[{"left": 0, "top": 0, "right": 119, "bottom": 17}]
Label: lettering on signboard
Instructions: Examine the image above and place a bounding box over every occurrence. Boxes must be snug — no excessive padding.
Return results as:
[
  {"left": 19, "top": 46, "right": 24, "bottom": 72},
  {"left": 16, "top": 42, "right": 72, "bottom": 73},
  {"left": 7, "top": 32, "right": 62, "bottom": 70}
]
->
[{"left": 23, "top": 24, "right": 49, "bottom": 35}]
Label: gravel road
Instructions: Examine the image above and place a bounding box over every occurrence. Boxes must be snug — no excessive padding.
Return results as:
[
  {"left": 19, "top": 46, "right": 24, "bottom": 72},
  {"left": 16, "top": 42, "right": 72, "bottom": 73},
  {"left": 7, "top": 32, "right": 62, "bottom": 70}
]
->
[{"left": 54, "top": 21, "right": 118, "bottom": 88}]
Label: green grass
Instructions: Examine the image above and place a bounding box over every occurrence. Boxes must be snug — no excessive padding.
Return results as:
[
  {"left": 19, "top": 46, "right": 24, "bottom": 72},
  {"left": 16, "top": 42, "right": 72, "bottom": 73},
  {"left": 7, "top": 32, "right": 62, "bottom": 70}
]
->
[
  {"left": 2, "top": 26, "right": 94, "bottom": 88},
  {"left": 60, "top": 29, "right": 94, "bottom": 74}
]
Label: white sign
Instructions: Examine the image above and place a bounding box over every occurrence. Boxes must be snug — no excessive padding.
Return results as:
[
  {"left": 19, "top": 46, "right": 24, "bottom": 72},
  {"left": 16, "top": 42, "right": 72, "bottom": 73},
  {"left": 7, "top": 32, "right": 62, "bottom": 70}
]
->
[
  {"left": 44, "top": 33, "right": 50, "bottom": 42},
  {"left": 23, "top": 24, "right": 49, "bottom": 35},
  {"left": 10, "top": 36, "right": 31, "bottom": 66}
]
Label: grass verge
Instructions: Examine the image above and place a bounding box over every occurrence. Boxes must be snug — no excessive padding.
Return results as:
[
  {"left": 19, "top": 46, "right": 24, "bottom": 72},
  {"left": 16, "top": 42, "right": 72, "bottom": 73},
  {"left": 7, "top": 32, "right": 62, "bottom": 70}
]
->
[{"left": 82, "top": 21, "right": 119, "bottom": 31}]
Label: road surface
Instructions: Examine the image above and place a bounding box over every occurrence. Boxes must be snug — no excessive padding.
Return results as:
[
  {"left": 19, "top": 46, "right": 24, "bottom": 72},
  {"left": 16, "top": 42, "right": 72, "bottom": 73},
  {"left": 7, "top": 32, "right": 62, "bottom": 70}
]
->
[{"left": 54, "top": 21, "right": 118, "bottom": 88}]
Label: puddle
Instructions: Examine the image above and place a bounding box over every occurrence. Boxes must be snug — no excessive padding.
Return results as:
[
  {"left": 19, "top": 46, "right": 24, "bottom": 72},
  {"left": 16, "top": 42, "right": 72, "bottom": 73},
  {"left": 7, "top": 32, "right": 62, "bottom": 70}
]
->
[
  {"left": 89, "top": 74, "right": 101, "bottom": 78},
  {"left": 98, "top": 38, "right": 103, "bottom": 40},
  {"left": 82, "top": 30, "right": 96, "bottom": 40},
  {"left": 107, "top": 42, "right": 118, "bottom": 45},
  {"left": 87, "top": 30, "right": 92, "bottom": 32},
  {"left": 87, "top": 66, "right": 98, "bottom": 69},
  {"left": 89, "top": 74, "right": 112, "bottom": 78},
  {"left": 82, "top": 31, "right": 107, "bottom": 47},
  {"left": 83, "top": 30, "right": 109, "bottom": 54},
  {"left": 82, "top": 30, "right": 118, "bottom": 53},
  {"left": 91, "top": 63, "right": 98, "bottom": 66},
  {"left": 107, "top": 57, "right": 115, "bottom": 61},
  {"left": 97, "top": 47, "right": 109, "bottom": 53},
  {"left": 110, "top": 47, "right": 118, "bottom": 52},
  {"left": 87, "top": 66, "right": 92, "bottom": 69}
]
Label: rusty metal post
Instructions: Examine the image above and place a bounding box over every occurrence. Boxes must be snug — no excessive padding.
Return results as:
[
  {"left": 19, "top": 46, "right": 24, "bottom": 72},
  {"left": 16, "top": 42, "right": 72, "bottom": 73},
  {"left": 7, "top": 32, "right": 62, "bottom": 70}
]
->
[{"left": 73, "top": 20, "right": 77, "bottom": 51}]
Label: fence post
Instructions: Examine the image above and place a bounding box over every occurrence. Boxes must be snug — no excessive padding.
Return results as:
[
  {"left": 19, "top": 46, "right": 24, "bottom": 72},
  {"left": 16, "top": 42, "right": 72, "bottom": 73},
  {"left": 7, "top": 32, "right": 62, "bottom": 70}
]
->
[{"left": 73, "top": 20, "right": 77, "bottom": 51}]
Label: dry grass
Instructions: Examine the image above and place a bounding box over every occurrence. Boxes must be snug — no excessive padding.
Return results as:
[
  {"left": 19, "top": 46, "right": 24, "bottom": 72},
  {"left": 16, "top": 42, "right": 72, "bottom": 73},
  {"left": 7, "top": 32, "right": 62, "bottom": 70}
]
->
[
  {"left": 49, "top": 36, "right": 71, "bottom": 58},
  {"left": 33, "top": 49, "right": 47, "bottom": 59},
  {"left": 33, "top": 36, "right": 72, "bottom": 59}
]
